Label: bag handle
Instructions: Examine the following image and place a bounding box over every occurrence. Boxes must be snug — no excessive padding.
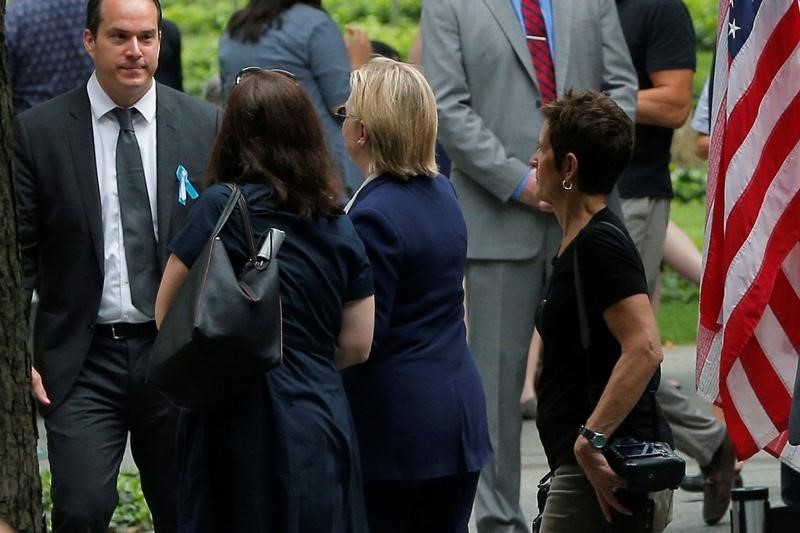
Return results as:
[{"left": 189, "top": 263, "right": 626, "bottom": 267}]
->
[
  {"left": 219, "top": 184, "right": 259, "bottom": 260},
  {"left": 211, "top": 184, "right": 244, "bottom": 239},
  {"left": 573, "top": 220, "right": 661, "bottom": 441}
]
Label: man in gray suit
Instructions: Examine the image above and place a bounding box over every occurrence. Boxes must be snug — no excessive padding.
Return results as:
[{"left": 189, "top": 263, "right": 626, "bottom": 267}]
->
[
  {"left": 422, "top": 1, "right": 637, "bottom": 530},
  {"left": 14, "top": 0, "right": 218, "bottom": 530}
]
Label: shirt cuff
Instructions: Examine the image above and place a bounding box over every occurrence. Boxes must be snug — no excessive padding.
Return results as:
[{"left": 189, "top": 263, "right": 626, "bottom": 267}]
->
[{"left": 511, "top": 169, "right": 532, "bottom": 200}]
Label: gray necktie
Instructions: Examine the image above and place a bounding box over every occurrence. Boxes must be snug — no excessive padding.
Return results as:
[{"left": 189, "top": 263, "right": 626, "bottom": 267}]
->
[{"left": 112, "top": 107, "right": 160, "bottom": 317}]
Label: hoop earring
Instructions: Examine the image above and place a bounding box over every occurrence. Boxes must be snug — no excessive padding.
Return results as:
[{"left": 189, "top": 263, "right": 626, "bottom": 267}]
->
[{"left": 562, "top": 178, "right": 573, "bottom": 191}]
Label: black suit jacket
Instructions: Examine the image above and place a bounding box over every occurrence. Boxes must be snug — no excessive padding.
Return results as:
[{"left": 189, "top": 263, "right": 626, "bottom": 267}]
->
[{"left": 14, "top": 83, "right": 219, "bottom": 411}]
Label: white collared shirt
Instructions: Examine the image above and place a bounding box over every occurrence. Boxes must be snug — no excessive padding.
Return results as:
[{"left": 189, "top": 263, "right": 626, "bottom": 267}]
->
[
  {"left": 87, "top": 72, "right": 158, "bottom": 323},
  {"left": 344, "top": 174, "right": 379, "bottom": 213}
]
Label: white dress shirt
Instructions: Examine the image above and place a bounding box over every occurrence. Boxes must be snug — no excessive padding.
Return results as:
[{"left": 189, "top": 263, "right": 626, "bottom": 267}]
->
[{"left": 87, "top": 73, "right": 159, "bottom": 324}]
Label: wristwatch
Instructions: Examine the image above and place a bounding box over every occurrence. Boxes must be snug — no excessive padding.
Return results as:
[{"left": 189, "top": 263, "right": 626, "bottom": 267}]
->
[{"left": 578, "top": 425, "right": 608, "bottom": 450}]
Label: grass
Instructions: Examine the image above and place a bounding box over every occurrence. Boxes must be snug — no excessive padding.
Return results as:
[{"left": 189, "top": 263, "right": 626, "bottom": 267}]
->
[{"left": 657, "top": 200, "right": 706, "bottom": 346}]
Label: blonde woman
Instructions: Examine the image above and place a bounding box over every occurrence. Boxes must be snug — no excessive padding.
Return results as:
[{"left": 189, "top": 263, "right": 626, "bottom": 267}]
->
[{"left": 340, "top": 58, "right": 492, "bottom": 532}]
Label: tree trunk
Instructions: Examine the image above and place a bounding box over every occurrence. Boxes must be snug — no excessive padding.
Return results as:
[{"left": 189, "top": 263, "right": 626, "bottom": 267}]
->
[{"left": 0, "top": 0, "right": 44, "bottom": 530}]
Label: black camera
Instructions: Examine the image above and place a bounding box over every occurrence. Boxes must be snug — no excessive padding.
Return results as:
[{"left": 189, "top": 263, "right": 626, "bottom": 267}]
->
[{"left": 604, "top": 438, "right": 685, "bottom": 493}]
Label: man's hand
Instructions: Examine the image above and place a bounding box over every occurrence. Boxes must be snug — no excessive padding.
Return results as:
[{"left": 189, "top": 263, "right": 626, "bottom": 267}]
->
[
  {"left": 31, "top": 367, "right": 51, "bottom": 406},
  {"left": 517, "top": 168, "right": 553, "bottom": 212},
  {"left": 345, "top": 27, "right": 373, "bottom": 70},
  {"left": 574, "top": 436, "right": 629, "bottom": 522}
]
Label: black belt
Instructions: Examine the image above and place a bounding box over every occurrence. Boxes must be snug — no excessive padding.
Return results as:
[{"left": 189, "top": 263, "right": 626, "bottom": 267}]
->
[{"left": 94, "top": 321, "right": 157, "bottom": 340}]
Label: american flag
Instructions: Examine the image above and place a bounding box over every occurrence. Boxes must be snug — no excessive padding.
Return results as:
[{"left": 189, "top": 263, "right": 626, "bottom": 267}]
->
[{"left": 697, "top": 0, "right": 800, "bottom": 468}]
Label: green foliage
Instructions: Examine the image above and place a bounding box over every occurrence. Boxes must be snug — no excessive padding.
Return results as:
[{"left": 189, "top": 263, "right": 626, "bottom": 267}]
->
[
  {"left": 658, "top": 198, "right": 707, "bottom": 343},
  {"left": 684, "top": 0, "right": 719, "bottom": 51},
  {"left": 671, "top": 166, "right": 707, "bottom": 203},
  {"left": 110, "top": 473, "right": 154, "bottom": 530},
  {"left": 161, "top": 0, "right": 421, "bottom": 96},
  {"left": 658, "top": 299, "right": 699, "bottom": 345},
  {"left": 41, "top": 470, "right": 153, "bottom": 531}
]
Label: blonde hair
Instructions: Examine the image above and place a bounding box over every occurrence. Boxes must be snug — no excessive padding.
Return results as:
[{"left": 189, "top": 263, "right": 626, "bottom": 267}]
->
[{"left": 348, "top": 57, "right": 438, "bottom": 179}]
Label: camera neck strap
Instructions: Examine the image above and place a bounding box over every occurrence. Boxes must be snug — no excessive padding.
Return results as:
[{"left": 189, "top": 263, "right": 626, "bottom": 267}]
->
[{"left": 572, "top": 220, "right": 661, "bottom": 442}]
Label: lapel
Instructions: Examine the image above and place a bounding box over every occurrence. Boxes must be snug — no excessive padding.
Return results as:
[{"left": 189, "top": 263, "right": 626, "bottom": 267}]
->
[
  {"left": 482, "top": 0, "right": 537, "bottom": 86},
  {"left": 155, "top": 83, "right": 179, "bottom": 262},
  {"left": 66, "top": 88, "right": 104, "bottom": 275},
  {"left": 552, "top": 0, "right": 573, "bottom": 95}
]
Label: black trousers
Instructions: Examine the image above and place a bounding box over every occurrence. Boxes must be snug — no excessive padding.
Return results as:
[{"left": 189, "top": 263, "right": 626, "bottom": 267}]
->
[
  {"left": 44, "top": 334, "right": 178, "bottom": 533},
  {"left": 363, "top": 471, "right": 480, "bottom": 533}
]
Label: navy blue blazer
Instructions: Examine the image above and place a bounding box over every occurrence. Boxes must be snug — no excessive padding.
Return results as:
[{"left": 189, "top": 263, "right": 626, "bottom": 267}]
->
[{"left": 344, "top": 173, "right": 492, "bottom": 481}]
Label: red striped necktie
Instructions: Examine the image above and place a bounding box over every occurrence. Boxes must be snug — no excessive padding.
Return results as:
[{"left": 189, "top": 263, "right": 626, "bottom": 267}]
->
[{"left": 521, "top": 0, "right": 556, "bottom": 103}]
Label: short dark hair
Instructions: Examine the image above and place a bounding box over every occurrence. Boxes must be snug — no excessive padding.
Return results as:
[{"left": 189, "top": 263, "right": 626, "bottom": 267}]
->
[
  {"left": 86, "top": 0, "right": 163, "bottom": 35},
  {"left": 541, "top": 90, "right": 634, "bottom": 195},
  {"left": 205, "top": 70, "right": 342, "bottom": 219},
  {"left": 370, "top": 41, "right": 401, "bottom": 61}
]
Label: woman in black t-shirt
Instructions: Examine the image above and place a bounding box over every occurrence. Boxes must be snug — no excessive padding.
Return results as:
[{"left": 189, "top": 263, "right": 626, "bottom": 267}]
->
[{"left": 530, "top": 90, "right": 673, "bottom": 532}]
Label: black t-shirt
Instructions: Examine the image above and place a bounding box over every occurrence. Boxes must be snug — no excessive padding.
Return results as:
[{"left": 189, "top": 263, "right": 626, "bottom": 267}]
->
[
  {"left": 535, "top": 208, "right": 672, "bottom": 471},
  {"left": 616, "top": 0, "right": 696, "bottom": 199}
]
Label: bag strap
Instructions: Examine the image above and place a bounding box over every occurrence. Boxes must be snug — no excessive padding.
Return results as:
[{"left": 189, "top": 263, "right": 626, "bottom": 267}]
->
[
  {"left": 211, "top": 184, "right": 243, "bottom": 239},
  {"left": 221, "top": 184, "right": 258, "bottom": 260},
  {"left": 573, "top": 219, "right": 661, "bottom": 441}
]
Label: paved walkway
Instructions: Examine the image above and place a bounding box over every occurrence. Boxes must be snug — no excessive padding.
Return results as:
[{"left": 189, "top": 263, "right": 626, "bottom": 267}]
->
[{"left": 472, "top": 345, "right": 784, "bottom": 532}]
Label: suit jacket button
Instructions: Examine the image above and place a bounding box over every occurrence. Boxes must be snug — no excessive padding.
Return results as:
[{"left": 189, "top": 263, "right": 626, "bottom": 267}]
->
[{"left": 87, "top": 323, "right": 95, "bottom": 334}]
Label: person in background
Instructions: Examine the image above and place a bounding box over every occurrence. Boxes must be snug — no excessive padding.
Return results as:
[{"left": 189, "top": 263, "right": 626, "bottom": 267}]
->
[
  {"left": 532, "top": 89, "right": 672, "bottom": 533},
  {"left": 615, "top": 1, "right": 737, "bottom": 524},
  {"left": 218, "top": 0, "right": 372, "bottom": 195},
  {"left": 5, "top": 0, "right": 93, "bottom": 114},
  {"left": 14, "top": 0, "right": 219, "bottom": 530},
  {"left": 155, "top": 19, "right": 183, "bottom": 91},
  {"left": 341, "top": 58, "right": 492, "bottom": 533},
  {"left": 155, "top": 67, "right": 375, "bottom": 532}
]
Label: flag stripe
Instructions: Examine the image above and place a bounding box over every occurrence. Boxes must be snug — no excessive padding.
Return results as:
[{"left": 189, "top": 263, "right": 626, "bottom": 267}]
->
[
  {"left": 719, "top": 147, "right": 800, "bottom": 356},
  {"left": 756, "top": 305, "right": 800, "bottom": 392},
  {"left": 723, "top": 358, "right": 765, "bottom": 454},
  {"left": 741, "top": 337, "right": 792, "bottom": 428},
  {"left": 769, "top": 270, "right": 800, "bottom": 351}
]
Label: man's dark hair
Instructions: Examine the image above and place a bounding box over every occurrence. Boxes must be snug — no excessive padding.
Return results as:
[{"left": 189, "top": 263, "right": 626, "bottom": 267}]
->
[
  {"left": 227, "top": 0, "right": 323, "bottom": 43},
  {"left": 370, "top": 41, "right": 401, "bottom": 62},
  {"left": 541, "top": 89, "right": 634, "bottom": 195},
  {"left": 86, "top": 0, "right": 163, "bottom": 35},
  {"left": 206, "top": 70, "right": 342, "bottom": 218}
]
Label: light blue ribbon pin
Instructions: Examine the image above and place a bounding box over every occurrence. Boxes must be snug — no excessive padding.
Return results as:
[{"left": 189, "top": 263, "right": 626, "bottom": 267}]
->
[{"left": 176, "top": 164, "right": 199, "bottom": 205}]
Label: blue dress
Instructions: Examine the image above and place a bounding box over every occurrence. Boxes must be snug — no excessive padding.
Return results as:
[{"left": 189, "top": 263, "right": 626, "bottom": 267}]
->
[{"left": 169, "top": 183, "right": 373, "bottom": 533}]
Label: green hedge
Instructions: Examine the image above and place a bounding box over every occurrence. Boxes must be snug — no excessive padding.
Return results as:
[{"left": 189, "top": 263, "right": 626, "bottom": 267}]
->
[
  {"left": 41, "top": 470, "right": 153, "bottom": 531},
  {"left": 163, "top": 0, "right": 719, "bottom": 97},
  {"left": 161, "top": 0, "right": 420, "bottom": 96}
]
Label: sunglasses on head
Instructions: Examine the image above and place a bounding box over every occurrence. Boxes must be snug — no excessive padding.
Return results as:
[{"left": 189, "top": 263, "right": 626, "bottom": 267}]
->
[
  {"left": 333, "top": 106, "right": 358, "bottom": 125},
  {"left": 234, "top": 66, "right": 297, "bottom": 85}
]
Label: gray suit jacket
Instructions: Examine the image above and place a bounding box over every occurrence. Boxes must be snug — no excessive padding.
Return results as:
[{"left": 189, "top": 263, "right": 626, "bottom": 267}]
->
[
  {"left": 14, "top": 83, "right": 220, "bottom": 410},
  {"left": 422, "top": 0, "right": 637, "bottom": 260}
]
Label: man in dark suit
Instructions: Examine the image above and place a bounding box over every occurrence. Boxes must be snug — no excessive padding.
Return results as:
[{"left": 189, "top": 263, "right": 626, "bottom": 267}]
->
[{"left": 13, "top": 0, "right": 218, "bottom": 531}]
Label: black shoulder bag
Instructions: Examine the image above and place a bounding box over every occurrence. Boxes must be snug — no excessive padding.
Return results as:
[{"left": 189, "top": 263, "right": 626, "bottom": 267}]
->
[
  {"left": 574, "top": 220, "right": 685, "bottom": 494},
  {"left": 148, "top": 184, "right": 285, "bottom": 412}
]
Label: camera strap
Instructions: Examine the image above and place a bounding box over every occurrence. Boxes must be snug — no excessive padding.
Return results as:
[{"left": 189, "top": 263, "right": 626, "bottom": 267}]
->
[{"left": 573, "top": 220, "right": 661, "bottom": 441}]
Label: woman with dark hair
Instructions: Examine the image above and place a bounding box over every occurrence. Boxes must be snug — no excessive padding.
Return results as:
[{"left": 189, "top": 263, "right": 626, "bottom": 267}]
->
[
  {"left": 155, "top": 69, "right": 375, "bottom": 533},
  {"left": 219, "top": 0, "right": 367, "bottom": 194},
  {"left": 531, "top": 90, "right": 674, "bottom": 532}
]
